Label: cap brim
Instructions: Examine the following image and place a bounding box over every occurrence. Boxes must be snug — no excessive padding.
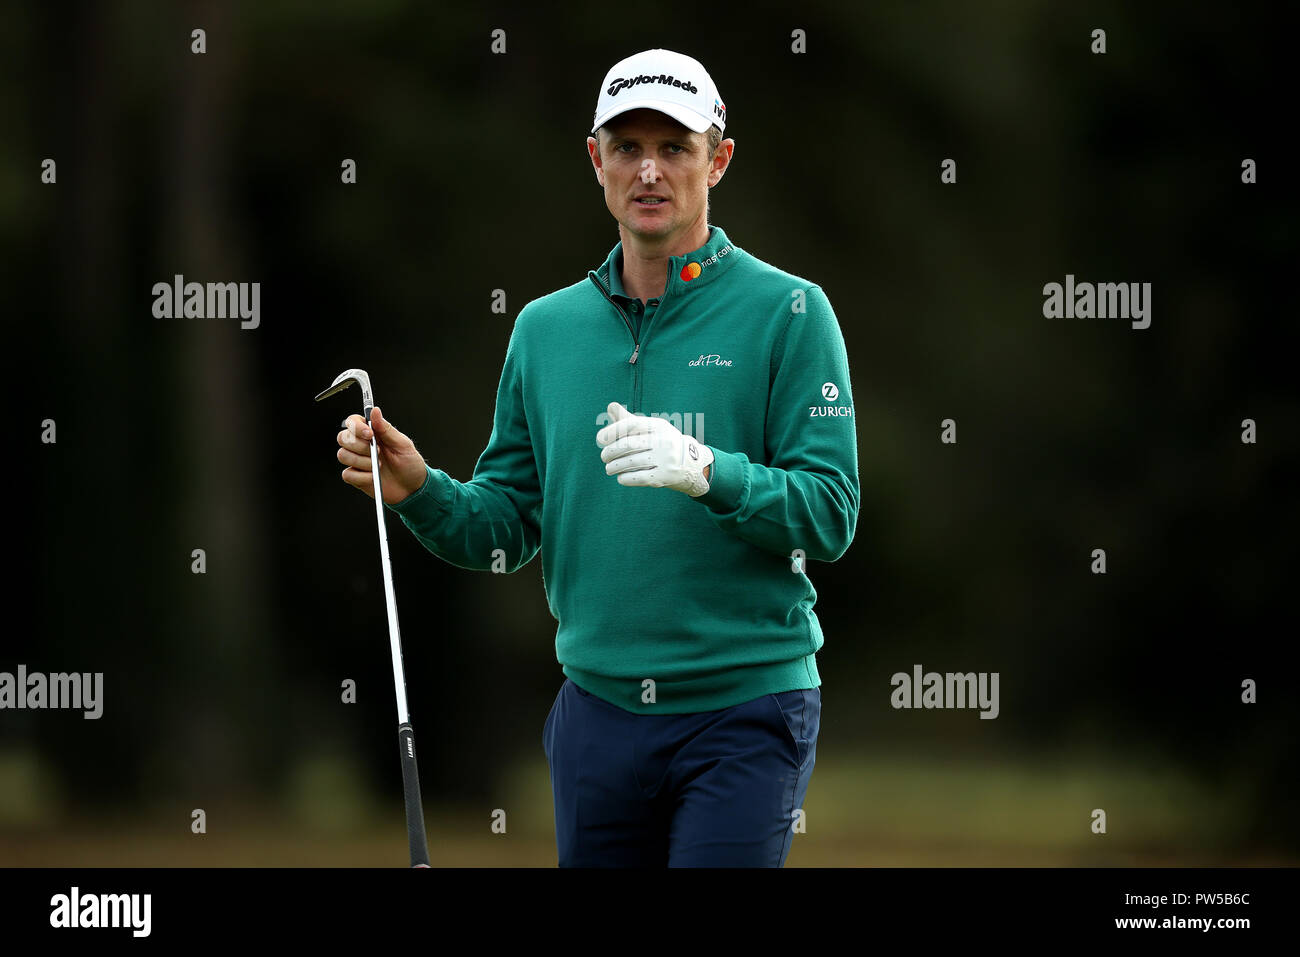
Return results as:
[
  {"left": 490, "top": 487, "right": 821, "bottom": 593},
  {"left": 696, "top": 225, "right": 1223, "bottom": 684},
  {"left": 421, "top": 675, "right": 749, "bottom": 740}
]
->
[{"left": 592, "top": 98, "right": 713, "bottom": 135}]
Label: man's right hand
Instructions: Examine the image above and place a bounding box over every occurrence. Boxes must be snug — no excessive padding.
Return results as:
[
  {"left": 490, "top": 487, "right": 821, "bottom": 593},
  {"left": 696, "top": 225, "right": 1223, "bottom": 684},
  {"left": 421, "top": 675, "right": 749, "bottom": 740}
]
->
[{"left": 336, "top": 406, "right": 428, "bottom": 504}]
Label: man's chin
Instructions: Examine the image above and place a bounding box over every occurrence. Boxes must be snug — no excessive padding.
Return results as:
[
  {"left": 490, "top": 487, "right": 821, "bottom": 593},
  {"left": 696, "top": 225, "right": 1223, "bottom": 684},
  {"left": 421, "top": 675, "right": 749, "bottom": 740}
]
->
[{"left": 623, "top": 217, "right": 675, "bottom": 239}]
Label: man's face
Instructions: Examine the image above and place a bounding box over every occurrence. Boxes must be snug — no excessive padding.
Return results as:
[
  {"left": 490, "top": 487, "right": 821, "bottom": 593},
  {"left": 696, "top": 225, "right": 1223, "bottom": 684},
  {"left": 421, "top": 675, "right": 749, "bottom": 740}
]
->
[{"left": 587, "top": 109, "right": 729, "bottom": 247}]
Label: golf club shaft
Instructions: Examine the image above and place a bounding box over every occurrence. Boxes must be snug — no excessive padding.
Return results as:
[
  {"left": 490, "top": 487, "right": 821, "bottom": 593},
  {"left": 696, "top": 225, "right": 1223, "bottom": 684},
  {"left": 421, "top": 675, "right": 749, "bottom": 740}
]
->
[
  {"left": 369, "top": 421, "right": 409, "bottom": 725},
  {"left": 368, "top": 409, "right": 430, "bottom": 868}
]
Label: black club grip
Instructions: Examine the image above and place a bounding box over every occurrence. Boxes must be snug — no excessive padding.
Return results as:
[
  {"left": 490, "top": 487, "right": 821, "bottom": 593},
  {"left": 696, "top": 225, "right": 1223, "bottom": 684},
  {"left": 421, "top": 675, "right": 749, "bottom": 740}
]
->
[{"left": 398, "top": 722, "right": 431, "bottom": 867}]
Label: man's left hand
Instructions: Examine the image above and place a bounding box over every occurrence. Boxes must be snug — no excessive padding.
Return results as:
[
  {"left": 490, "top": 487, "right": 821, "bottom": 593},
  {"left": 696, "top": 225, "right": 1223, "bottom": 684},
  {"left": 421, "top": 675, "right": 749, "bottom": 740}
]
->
[{"left": 596, "top": 401, "right": 714, "bottom": 497}]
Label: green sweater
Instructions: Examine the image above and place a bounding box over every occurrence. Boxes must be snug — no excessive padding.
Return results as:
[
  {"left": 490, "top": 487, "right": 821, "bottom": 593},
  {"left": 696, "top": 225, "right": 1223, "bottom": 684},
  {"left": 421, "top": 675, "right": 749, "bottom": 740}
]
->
[{"left": 389, "top": 225, "right": 859, "bottom": 713}]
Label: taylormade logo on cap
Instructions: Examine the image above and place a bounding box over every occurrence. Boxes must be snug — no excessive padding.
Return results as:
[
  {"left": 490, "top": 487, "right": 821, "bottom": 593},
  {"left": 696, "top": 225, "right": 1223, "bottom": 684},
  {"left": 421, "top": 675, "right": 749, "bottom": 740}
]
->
[
  {"left": 608, "top": 74, "right": 699, "bottom": 97},
  {"left": 592, "top": 49, "right": 726, "bottom": 135}
]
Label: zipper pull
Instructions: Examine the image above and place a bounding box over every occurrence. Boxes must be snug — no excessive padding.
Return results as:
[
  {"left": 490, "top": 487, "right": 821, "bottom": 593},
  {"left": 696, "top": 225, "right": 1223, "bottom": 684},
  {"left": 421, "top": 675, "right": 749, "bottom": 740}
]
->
[{"left": 629, "top": 342, "right": 640, "bottom": 364}]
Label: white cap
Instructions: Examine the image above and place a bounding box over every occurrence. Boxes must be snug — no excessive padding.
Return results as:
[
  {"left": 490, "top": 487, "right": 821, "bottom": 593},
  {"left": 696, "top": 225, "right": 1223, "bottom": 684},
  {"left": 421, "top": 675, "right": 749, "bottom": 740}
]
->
[{"left": 592, "top": 49, "right": 726, "bottom": 135}]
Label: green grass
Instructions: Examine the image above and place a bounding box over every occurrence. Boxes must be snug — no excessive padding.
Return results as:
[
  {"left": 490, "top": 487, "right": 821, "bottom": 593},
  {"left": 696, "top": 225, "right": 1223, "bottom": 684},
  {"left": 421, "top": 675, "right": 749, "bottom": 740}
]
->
[{"left": 0, "top": 750, "right": 1286, "bottom": 866}]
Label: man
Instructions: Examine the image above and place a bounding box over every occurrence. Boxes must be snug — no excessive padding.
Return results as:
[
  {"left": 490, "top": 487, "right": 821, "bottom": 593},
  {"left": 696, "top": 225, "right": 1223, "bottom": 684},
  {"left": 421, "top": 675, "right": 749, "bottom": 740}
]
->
[{"left": 332, "top": 49, "right": 859, "bottom": 866}]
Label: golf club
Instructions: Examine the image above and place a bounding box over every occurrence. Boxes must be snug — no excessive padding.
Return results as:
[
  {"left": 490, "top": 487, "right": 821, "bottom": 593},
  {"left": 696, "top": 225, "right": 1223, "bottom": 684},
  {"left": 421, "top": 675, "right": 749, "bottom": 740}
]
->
[{"left": 315, "top": 368, "right": 430, "bottom": 868}]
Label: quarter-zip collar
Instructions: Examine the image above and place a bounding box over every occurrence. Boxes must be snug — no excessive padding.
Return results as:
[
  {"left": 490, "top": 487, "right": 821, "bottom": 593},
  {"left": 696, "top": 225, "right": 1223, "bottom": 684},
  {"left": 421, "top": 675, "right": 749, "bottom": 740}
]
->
[{"left": 588, "top": 225, "right": 740, "bottom": 302}]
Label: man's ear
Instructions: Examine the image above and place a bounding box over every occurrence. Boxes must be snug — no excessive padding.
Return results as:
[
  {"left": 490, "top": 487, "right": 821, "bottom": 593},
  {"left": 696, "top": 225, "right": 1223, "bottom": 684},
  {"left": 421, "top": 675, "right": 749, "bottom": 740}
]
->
[
  {"left": 587, "top": 135, "right": 605, "bottom": 187},
  {"left": 707, "top": 138, "right": 735, "bottom": 188}
]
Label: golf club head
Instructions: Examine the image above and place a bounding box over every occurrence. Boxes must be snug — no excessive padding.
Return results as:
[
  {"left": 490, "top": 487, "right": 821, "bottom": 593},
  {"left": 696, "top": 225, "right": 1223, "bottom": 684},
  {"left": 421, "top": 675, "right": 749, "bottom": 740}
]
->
[{"left": 315, "top": 368, "right": 374, "bottom": 420}]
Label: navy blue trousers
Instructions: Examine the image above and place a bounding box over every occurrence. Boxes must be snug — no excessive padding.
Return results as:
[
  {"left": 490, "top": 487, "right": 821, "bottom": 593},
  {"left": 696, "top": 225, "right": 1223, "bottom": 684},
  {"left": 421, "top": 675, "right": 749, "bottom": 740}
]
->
[{"left": 542, "top": 678, "right": 820, "bottom": 867}]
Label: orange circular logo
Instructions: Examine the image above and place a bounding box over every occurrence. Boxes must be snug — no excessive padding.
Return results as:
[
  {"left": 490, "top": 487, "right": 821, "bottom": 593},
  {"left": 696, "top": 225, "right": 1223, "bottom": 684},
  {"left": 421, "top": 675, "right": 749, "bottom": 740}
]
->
[{"left": 680, "top": 262, "right": 702, "bottom": 281}]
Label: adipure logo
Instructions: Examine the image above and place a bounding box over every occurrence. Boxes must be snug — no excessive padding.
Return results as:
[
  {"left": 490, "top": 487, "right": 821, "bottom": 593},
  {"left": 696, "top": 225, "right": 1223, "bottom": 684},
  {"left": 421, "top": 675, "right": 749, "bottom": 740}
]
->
[
  {"left": 688, "top": 354, "right": 732, "bottom": 367},
  {"left": 810, "top": 381, "right": 852, "bottom": 417}
]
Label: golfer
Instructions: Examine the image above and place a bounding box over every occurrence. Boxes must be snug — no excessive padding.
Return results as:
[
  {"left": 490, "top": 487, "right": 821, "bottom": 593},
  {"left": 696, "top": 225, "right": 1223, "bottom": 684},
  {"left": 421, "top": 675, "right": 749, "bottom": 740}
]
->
[{"left": 333, "top": 49, "right": 859, "bottom": 866}]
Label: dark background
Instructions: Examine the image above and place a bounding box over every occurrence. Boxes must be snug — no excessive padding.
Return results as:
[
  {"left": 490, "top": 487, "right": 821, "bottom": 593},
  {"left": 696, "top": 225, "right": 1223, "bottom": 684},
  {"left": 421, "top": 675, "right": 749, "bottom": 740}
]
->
[{"left": 2, "top": 0, "right": 1295, "bottom": 865}]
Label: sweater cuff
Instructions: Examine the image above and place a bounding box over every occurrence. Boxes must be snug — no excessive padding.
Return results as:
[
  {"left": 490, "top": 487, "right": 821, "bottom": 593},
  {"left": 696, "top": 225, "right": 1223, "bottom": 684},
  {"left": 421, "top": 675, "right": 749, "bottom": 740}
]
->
[
  {"left": 694, "top": 446, "right": 747, "bottom": 515},
  {"left": 386, "top": 463, "right": 447, "bottom": 518}
]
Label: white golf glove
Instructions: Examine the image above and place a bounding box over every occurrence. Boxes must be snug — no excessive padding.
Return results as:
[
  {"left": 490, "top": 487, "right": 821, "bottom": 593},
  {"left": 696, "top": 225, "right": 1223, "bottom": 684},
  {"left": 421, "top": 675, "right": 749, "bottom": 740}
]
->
[{"left": 596, "top": 401, "right": 714, "bottom": 497}]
